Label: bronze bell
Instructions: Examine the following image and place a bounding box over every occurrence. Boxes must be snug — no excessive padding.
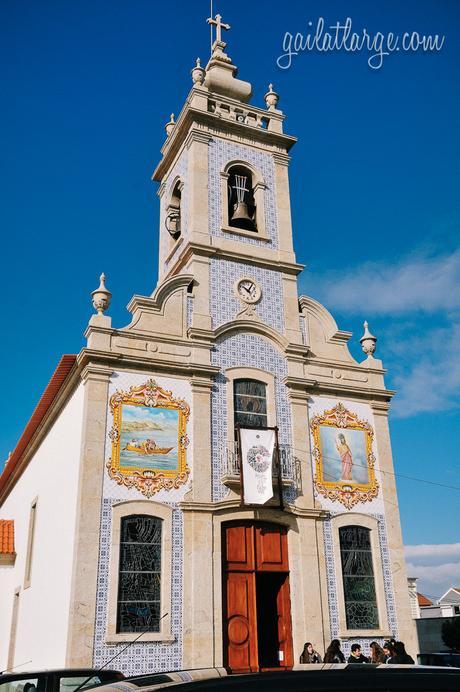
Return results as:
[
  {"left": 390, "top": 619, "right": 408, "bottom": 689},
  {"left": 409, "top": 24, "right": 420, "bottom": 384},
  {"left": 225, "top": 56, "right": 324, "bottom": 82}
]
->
[{"left": 231, "top": 201, "right": 254, "bottom": 230}]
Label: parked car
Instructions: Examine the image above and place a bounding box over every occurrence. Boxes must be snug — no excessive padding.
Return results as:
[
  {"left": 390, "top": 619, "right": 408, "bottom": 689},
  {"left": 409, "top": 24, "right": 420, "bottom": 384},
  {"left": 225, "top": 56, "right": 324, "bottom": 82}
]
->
[
  {"left": 87, "top": 665, "right": 460, "bottom": 692},
  {"left": 417, "top": 652, "right": 460, "bottom": 667},
  {"left": 85, "top": 670, "right": 227, "bottom": 692},
  {"left": 0, "top": 669, "right": 125, "bottom": 692}
]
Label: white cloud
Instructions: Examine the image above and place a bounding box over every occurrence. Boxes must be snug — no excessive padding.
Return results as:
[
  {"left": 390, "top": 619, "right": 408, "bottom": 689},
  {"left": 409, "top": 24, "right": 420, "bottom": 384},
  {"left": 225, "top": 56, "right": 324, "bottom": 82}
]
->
[
  {"left": 405, "top": 543, "right": 460, "bottom": 560},
  {"left": 391, "top": 321, "right": 460, "bottom": 417},
  {"left": 309, "top": 248, "right": 460, "bottom": 315},
  {"left": 405, "top": 543, "right": 460, "bottom": 599},
  {"left": 304, "top": 248, "right": 460, "bottom": 418}
]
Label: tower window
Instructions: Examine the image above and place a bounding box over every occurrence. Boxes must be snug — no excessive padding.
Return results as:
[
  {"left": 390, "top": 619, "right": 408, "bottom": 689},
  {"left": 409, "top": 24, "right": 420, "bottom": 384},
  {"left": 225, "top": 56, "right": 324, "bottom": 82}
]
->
[
  {"left": 339, "top": 525, "right": 379, "bottom": 630},
  {"left": 165, "top": 181, "right": 182, "bottom": 240},
  {"left": 117, "top": 514, "right": 162, "bottom": 633},
  {"left": 233, "top": 379, "right": 267, "bottom": 428},
  {"left": 227, "top": 165, "right": 257, "bottom": 232}
]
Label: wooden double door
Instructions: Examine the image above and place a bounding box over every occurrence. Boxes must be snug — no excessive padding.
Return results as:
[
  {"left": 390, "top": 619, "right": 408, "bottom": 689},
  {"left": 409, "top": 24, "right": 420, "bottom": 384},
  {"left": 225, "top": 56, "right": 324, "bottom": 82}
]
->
[{"left": 222, "top": 521, "right": 294, "bottom": 673}]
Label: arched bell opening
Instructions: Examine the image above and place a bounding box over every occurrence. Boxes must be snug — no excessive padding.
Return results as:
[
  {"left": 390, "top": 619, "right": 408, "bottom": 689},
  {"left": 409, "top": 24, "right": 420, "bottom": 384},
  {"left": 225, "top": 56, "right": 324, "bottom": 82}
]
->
[
  {"left": 227, "top": 165, "right": 257, "bottom": 232},
  {"left": 165, "top": 179, "right": 182, "bottom": 241}
]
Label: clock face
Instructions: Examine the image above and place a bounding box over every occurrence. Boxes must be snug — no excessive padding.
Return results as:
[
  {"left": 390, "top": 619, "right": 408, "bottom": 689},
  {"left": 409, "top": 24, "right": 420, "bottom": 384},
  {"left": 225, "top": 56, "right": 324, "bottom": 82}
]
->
[{"left": 235, "top": 278, "right": 261, "bottom": 304}]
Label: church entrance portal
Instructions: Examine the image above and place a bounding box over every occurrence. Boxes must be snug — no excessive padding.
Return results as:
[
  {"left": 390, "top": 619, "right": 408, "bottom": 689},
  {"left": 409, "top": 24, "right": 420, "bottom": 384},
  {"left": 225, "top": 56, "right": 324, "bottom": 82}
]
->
[{"left": 222, "top": 521, "right": 294, "bottom": 673}]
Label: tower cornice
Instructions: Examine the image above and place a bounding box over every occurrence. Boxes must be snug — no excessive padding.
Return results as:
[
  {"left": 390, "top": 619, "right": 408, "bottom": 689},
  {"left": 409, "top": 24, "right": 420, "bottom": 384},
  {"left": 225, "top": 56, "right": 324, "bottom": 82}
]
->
[{"left": 152, "top": 93, "right": 297, "bottom": 181}]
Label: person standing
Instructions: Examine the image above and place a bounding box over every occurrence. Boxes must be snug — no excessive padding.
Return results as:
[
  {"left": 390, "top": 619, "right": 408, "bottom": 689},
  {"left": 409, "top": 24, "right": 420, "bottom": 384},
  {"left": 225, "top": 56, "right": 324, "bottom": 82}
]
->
[
  {"left": 299, "top": 642, "right": 322, "bottom": 663},
  {"left": 324, "top": 639, "right": 346, "bottom": 663},
  {"left": 347, "top": 643, "right": 369, "bottom": 663}
]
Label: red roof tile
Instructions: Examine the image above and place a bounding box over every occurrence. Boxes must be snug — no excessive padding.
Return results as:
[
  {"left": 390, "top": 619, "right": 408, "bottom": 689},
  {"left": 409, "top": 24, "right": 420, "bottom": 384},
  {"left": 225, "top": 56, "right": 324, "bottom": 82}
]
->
[
  {"left": 417, "top": 592, "right": 433, "bottom": 606},
  {"left": 0, "top": 355, "right": 77, "bottom": 503},
  {"left": 0, "top": 519, "right": 15, "bottom": 554}
]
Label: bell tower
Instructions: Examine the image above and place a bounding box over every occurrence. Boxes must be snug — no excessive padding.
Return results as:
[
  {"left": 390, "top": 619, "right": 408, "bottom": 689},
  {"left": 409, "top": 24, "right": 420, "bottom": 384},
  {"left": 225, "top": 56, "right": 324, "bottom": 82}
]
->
[{"left": 152, "top": 14, "right": 303, "bottom": 345}]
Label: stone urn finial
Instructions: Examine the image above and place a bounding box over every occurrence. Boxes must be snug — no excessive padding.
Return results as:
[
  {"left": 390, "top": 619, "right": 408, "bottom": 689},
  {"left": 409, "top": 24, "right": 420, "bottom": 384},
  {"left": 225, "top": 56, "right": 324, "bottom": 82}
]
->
[
  {"left": 165, "top": 113, "right": 175, "bottom": 137},
  {"left": 91, "top": 272, "right": 112, "bottom": 315},
  {"left": 191, "top": 57, "right": 205, "bottom": 85},
  {"left": 264, "top": 83, "right": 279, "bottom": 110},
  {"left": 360, "top": 320, "right": 377, "bottom": 356}
]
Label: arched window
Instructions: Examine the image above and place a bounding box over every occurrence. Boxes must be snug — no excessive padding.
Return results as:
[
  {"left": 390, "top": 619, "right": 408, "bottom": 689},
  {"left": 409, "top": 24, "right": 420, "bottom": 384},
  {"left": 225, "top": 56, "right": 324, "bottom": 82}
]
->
[
  {"left": 233, "top": 379, "right": 267, "bottom": 428},
  {"left": 339, "top": 525, "right": 379, "bottom": 630},
  {"left": 117, "top": 514, "right": 162, "bottom": 633},
  {"left": 227, "top": 165, "right": 257, "bottom": 232},
  {"left": 165, "top": 180, "right": 182, "bottom": 240}
]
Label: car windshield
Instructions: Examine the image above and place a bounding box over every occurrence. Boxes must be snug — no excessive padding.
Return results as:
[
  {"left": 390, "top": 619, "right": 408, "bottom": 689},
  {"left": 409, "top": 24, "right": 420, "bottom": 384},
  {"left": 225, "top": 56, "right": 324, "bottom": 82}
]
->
[{"left": 59, "top": 677, "right": 104, "bottom": 692}]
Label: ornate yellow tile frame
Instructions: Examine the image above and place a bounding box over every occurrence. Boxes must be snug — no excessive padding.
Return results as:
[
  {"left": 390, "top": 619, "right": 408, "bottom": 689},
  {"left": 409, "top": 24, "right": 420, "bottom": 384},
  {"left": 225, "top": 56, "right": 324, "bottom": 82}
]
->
[
  {"left": 107, "top": 378, "right": 190, "bottom": 498},
  {"left": 310, "top": 402, "right": 379, "bottom": 509}
]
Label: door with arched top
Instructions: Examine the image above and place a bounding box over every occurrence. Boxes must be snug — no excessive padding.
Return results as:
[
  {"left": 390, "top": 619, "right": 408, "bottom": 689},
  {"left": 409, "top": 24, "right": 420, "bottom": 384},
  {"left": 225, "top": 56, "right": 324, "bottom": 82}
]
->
[{"left": 222, "top": 521, "right": 294, "bottom": 673}]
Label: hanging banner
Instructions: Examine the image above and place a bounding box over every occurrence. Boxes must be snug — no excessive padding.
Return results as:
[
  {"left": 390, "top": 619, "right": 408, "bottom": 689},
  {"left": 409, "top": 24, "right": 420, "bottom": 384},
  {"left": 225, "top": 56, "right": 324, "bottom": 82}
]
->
[{"left": 240, "top": 428, "right": 276, "bottom": 505}]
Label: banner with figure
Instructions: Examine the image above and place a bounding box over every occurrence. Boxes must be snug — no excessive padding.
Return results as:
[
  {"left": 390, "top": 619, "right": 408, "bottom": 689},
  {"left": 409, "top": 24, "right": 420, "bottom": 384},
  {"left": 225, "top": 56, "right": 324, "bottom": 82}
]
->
[{"left": 239, "top": 428, "right": 276, "bottom": 505}]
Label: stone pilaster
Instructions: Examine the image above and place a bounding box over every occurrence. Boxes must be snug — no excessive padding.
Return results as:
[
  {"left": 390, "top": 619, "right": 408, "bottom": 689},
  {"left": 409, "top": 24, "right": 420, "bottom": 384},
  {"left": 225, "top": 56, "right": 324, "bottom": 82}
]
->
[
  {"left": 65, "top": 364, "right": 112, "bottom": 666},
  {"left": 285, "top": 381, "right": 314, "bottom": 508},
  {"left": 371, "top": 403, "right": 419, "bottom": 656},
  {"left": 181, "top": 509, "right": 215, "bottom": 669}
]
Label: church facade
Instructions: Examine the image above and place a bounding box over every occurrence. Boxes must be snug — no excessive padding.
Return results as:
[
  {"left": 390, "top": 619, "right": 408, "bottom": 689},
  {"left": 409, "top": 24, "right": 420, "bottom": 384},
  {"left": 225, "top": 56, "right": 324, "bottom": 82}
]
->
[{"left": 0, "top": 17, "right": 417, "bottom": 674}]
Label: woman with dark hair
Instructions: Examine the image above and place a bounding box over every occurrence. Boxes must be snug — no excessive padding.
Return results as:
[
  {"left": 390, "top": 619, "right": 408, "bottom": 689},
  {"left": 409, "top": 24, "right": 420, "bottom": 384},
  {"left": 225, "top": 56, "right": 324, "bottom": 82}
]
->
[
  {"left": 383, "top": 640, "right": 396, "bottom": 663},
  {"left": 324, "top": 639, "right": 345, "bottom": 663},
  {"left": 299, "top": 642, "right": 322, "bottom": 663},
  {"left": 392, "top": 641, "right": 415, "bottom": 664},
  {"left": 370, "top": 641, "right": 386, "bottom": 664}
]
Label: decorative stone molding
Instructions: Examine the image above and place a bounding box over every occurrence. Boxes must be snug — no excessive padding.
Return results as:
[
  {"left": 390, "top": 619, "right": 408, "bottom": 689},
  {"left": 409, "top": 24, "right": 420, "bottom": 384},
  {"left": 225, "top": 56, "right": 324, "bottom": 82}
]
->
[
  {"left": 264, "top": 84, "right": 279, "bottom": 111},
  {"left": 191, "top": 58, "right": 205, "bottom": 85},
  {"left": 91, "top": 273, "right": 112, "bottom": 315},
  {"left": 360, "top": 320, "right": 377, "bottom": 356},
  {"left": 165, "top": 113, "right": 175, "bottom": 137}
]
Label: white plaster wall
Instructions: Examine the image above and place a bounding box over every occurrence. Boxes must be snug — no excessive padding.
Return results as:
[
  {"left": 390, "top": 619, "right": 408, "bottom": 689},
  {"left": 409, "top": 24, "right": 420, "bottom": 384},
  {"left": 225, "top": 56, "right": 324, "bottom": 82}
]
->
[{"left": 0, "top": 383, "right": 85, "bottom": 670}]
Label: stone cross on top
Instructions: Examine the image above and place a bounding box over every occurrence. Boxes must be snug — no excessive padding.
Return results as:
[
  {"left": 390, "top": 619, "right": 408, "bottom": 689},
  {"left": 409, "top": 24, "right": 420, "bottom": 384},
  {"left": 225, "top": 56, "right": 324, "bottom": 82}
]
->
[{"left": 207, "top": 13, "right": 230, "bottom": 45}]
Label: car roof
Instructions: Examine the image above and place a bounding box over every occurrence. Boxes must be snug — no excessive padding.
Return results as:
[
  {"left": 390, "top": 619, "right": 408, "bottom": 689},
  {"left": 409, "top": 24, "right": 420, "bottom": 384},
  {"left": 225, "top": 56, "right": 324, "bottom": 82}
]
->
[
  {"left": 94, "top": 665, "right": 460, "bottom": 692},
  {"left": 0, "top": 670, "right": 122, "bottom": 679}
]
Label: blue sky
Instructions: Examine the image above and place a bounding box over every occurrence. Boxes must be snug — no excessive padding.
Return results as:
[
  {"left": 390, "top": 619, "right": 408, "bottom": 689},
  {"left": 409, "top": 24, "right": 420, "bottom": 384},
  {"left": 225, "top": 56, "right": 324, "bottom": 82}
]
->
[{"left": 1, "top": 0, "right": 459, "bottom": 598}]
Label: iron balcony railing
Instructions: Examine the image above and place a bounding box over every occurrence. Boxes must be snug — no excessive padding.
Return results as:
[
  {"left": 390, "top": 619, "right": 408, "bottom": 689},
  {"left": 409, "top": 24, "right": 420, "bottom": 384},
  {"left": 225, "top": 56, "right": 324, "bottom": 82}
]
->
[{"left": 221, "top": 441, "right": 301, "bottom": 488}]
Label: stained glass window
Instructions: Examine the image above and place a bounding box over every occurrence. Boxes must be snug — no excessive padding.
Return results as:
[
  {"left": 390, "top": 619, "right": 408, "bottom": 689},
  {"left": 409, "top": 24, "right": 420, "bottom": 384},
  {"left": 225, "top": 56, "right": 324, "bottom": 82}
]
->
[
  {"left": 117, "top": 515, "right": 162, "bottom": 633},
  {"left": 339, "top": 525, "right": 379, "bottom": 629},
  {"left": 234, "top": 379, "right": 267, "bottom": 428}
]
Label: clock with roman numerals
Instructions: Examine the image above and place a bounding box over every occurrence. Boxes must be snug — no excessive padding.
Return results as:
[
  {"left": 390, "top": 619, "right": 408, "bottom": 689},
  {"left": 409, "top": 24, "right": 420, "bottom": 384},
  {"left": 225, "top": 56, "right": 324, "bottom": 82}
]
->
[{"left": 234, "top": 277, "right": 262, "bottom": 304}]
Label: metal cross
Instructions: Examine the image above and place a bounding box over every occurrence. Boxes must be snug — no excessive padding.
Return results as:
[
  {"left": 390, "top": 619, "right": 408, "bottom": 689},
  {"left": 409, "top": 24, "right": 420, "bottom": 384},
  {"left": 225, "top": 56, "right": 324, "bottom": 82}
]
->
[{"left": 207, "top": 13, "right": 231, "bottom": 44}]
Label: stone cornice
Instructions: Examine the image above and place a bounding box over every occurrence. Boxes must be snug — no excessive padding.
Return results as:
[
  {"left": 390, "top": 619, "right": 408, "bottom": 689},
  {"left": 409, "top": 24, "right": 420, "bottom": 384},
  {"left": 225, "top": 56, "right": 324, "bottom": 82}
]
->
[
  {"left": 306, "top": 355, "right": 388, "bottom": 376},
  {"left": 272, "top": 152, "right": 291, "bottom": 166},
  {"left": 166, "top": 241, "right": 304, "bottom": 278},
  {"left": 186, "top": 327, "right": 214, "bottom": 343},
  {"left": 190, "top": 377, "right": 214, "bottom": 393},
  {"left": 80, "top": 364, "right": 114, "bottom": 384},
  {"left": 284, "top": 375, "right": 395, "bottom": 401},
  {"left": 76, "top": 348, "right": 220, "bottom": 380},
  {"left": 179, "top": 498, "right": 329, "bottom": 519},
  {"left": 370, "top": 401, "right": 392, "bottom": 414},
  {"left": 184, "top": 130, "right": 214, "bottom": 147}
]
